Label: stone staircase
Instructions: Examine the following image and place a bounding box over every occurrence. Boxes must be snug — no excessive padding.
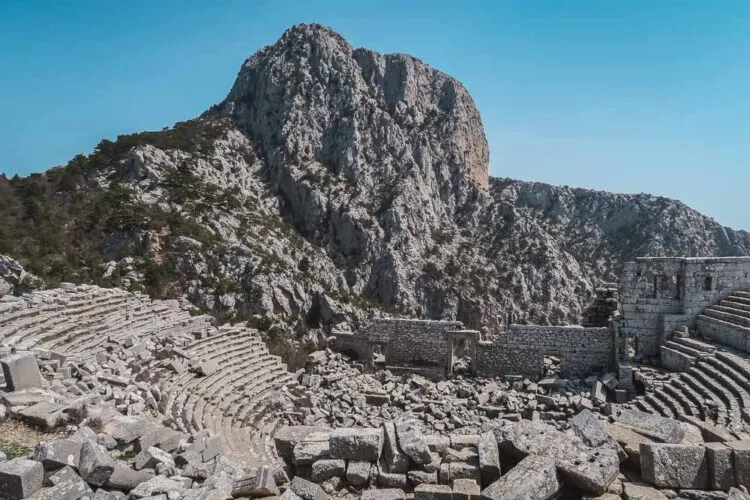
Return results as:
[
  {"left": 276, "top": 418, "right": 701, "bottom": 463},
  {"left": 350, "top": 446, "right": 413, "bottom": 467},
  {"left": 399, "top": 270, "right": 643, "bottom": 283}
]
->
[
  {"left": 0, "top": 284, "right": 296, "bottom": 468},
  {"left": 697, "top": 290, "right": 750, "bottom": 352},
  {"left": 628, "top": 290, "right": 750, "bottom": 435}
]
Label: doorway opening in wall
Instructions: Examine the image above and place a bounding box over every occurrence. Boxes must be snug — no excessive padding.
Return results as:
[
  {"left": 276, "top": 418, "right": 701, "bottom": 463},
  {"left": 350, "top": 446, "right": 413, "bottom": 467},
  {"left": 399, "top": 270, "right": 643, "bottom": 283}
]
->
[
  {"left": 451, "top": 337, "right": 471, "bottom": 375},
  {"left": 542, "top": 354, "right": 562, "bottom": 377}
]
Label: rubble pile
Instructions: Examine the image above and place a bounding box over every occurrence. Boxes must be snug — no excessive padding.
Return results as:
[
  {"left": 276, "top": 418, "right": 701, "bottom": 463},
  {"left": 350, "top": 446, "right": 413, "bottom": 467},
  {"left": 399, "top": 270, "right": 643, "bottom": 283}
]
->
[
  {"left": 275, "top": 406, "right": 750, "bottom": 499},
  {"left": 282, "top": 350, "right": 619, "bottom": 433}
]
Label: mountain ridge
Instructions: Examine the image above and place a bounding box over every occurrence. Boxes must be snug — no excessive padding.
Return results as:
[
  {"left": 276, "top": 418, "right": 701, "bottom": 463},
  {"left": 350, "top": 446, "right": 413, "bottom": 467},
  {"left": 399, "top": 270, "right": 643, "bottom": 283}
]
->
[{"left": 1, "top": 23, "right": 748, "bottom": 365}]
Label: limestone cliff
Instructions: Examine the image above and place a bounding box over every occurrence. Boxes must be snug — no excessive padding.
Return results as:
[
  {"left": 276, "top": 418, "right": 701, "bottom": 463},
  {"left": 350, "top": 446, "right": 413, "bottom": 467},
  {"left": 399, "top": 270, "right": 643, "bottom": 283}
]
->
[{"left": 1, "top": 23, "right": 749, "bottom": 354}]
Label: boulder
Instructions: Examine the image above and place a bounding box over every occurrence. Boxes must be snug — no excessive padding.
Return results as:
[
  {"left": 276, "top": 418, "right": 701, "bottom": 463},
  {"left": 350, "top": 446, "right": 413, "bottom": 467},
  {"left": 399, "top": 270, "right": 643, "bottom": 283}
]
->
[
  {"left": 569, "top": 409, "right": 626, "bottom": 461},
  {"left": 394, "top": 415, "right": 432, "bottom": 464},
  {"left": 311, "top": 459, "right": 345, "bottom": 482},
  {"left": 480, "top": 455, "right": 559, "bottom": 500},
  {"left": 231, "top": 466, "right": 279, "bottom": 498},
  {"left": 32, "top": 439, "right": 82, "bottom": 470},
  {"left": 79, "top": 440, "right": 114, "bottom": 487},
  {"left": 1, "top": 353, "right": 43, "bottom": 391},
  {"left": 383, "top": 422, "right": 409, "bottom": 473},
  {"left": 290, "top": 476, "right": 327, "bottom": 500},
  {"left": 329, "top": 427, "right": 383, "bottom": 461},
  {"left": 639, "top": 443, "right": 709, "bottom": 489},
  {"left": 0, "top": 458, "right": 44, "bottom": 500},
  {"left": 477, "top": 431, "right": 501, "bottom": 487},
  {"left": 414, "top": 483, "right": 452, "bottom": 500},
  {"left": 346, "top": 460, "right": 371, "bottom": 486},
  {"left": 609, "top": 406, "right": 685, "bottom": 443}
]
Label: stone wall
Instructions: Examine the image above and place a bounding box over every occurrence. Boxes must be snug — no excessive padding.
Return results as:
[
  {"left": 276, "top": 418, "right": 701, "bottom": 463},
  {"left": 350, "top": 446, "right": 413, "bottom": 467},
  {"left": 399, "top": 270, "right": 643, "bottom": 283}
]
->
[
  {"left": 476, "top": 325, "right": 613, "bottom": 378},
  {"left": 617, "top": 257, "right": 750, "bottom": 358},
  {"left": 332, "top": 318, "right": 462, "bottom": 369}
]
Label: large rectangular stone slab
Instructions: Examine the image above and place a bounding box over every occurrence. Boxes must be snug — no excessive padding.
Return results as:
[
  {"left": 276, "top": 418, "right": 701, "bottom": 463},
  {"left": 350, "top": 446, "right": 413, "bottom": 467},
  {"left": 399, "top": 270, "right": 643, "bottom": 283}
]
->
[
  {"left": 32, "top": 439, "right": 82, "bottom": 470},
  {"left": 293, "top": 432, "right": 331, "bottom": 465},
  {"left": 569, "top": 409, "right": 626, "bottom": 462},
  {"left": 394, "top": 415, "right": 432, "bottom": 464},
  {"left": 414, "top": 483, "right": 451, "bottom": 500},
  {"left": 0, "top": 458, "right": 44, "bottom": 500},
  {"left": 274, "top": 426, "right": 330, "bottom": 465},
  {"left": 705, "top": 442, "right": 735, "bottom": 491},
  {"left": 383, "top": 422, "right": 409, "bottom": 473},
  {"left": 480, "top": 455, "right": 560, "bottom": 500},
  {"left": 1, "top": 353, "right": 43, "bottom": 391},
  {"left": 606, "top": 422, "right": 654, "bottom": 467},
  {"left": 329, "top": 427, "right": 383, "bottom": 461},
  {"left": 477, "top": 431, "right": 501, "bottom": 488},
  {"left": 727, "top": 440, "right": 750, "bottom": 488},
  {"left": 640, "top": 443, "right": 709, "bottom": 489},
  {"left": 609, "top": 406, "right": 685, "bottom": 443}
]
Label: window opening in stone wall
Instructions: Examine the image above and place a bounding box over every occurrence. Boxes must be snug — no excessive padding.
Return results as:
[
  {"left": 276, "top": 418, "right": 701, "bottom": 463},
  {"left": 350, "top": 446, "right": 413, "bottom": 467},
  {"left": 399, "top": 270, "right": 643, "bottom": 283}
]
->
[
  {"left": 652, "top": 275, "right": 658, "bottom": 298},
  {"left": 704, "top": 276, "right": 713, "bottom": 291},
  {"left": 675, "top": 275, "right": 683, "bottom": 299}
]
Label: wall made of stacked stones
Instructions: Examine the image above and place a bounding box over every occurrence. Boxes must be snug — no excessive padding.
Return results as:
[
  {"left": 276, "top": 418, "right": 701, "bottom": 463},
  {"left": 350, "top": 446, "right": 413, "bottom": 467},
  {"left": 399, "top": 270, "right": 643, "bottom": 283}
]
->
[
  {"left": 618, "top": 257, "right": 750, "bottom": 358},
  {"left": 476, "top": 325, "right": 614, "bottom": 378}
]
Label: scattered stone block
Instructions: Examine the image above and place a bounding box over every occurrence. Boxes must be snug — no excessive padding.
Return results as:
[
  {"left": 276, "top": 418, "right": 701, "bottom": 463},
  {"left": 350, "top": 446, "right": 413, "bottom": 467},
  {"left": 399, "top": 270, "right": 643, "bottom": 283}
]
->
[
  {"left": 727, "top": 440, "right": 750, "bottom": 488},
  {"left": 640, "top": 443, "right": 709, "bottom": 489},
  {"left": 705, "top": 441, "right": 735, "bottom": 491},
  {"left": 383, "top": 422, "right": 409, "bottom": 473},
  {"left": 450, "top": 435, "right": 479, "bottom": 450},
  {"left": 346, "top": 460, "right": 370, "bottom": 486},
  {"left": 1, "top": 353, "right": 43, "bottom": 391},
  {"left": 679, "top": 415, "right": 735, "bottom": 443},
  {"left": 231, "top": 466, "right": 279, "bottom": 498},
  {"left": 0, "top": 458, "right": 44, "bottom": 500},
  {"left": 610, "top": 406, "right": 685, "bottom": 443},
  {"left": 291, "top": 476, "right": 327, "bottom": 500},
  {"left": 127, "top": 475, "right": 185, "bottom": 499},
  {"left": 32, "top": 439, "right": 82, "bottom": 470},
  {"left": 361, "top": 488, "right": 405, "bottom": 500},
  {"left": 601, "top": 373, "right": 619, "bottom": 390},
  {"left": 414, "top": 483, "right": 452, "bottom": 500},
  {"left": 377, "top": 466, "right": 407, "bottom": 489},
  {"left": 477, "top": 431, "right": 500, "bottom": 487},
  {"left": 452, "top": 478, "right": 480, "bottom": 500},
  {"left": 293, "top": 433, "right": 331, "bottom": 465},
  {"left": 622, "top": 481, "right": 669, "bottom": 499},
  {"left": 480, "top": 455, "right": 559, "bottom": 500},
  {"left": 311, "top": 459, "right": 345, "bottom": 482},
  {"left": 197, "top": 359, "right": 218, "bottom": 376},
  {"left": 424, "top": 435, "right": 450, "bottom": 454},
  {"left": 394, "top": 416, "right": 433, "bottom": 464},
  {"left": 558, "top": 446, "right": 619, "bottom": 495},
  {"left": 275, "top": 426, "right": 330, "bottom": 464},
  {"left": 79, "top": 441, "right": 114, "bottom": 488},
  {"left": 135, "top": 446, "right": 175, "bottom": 470},
  {"left": 569, "top": 409, "right": 626, "bottom": 462},
  {"left": 44, "top": 465, "right": 93, "bottom": 499},
  {"left": 105, "top": 464, "right": 153, "bottom": 492},
  {"left": 408, "top": 470, "right": 438, "bottom": 486},
  {"left": 18, "top": 402, "right": 66, "bottom": 429},
  {"left": 329, "top": 427, "right": 383, "bottom": 461},
  {"left": 102, "top": 415, "right": 151, "bottom": 445},
  {"left": 201, "top": 435, "right": 223, "bottom": 462}
]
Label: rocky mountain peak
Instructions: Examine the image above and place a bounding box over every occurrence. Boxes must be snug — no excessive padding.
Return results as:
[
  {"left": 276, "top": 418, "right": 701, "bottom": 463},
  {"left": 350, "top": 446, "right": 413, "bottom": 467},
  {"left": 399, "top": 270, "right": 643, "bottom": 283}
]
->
[{"left": 222, "top": 23, "right": 489, "bottom": 192}]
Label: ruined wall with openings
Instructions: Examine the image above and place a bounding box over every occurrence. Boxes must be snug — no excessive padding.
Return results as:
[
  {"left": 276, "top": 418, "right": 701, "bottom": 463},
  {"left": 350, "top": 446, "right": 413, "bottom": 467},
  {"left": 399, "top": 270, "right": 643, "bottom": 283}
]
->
[{"left": 617, "top": 257, "right": 750, "bottom": 358}]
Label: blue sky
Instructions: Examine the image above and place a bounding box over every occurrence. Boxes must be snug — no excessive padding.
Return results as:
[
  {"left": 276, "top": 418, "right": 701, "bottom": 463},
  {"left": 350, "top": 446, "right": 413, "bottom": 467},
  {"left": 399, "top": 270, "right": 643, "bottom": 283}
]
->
[{"left": 2, "top": 1, "right": 749, "bottom": 228}]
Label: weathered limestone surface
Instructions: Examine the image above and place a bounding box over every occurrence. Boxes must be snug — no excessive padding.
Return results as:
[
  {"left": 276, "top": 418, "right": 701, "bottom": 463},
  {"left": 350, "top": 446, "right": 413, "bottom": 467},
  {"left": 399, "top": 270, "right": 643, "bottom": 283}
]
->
[
  {"left": 1, "top": 352, "right": 43, "bottom": 391},
  {"left": 0, "top": 458, "right": 44, "bottom": 500},
  {"left": 609, "top": 406, "right": 685, "bottom": 443},
  {"left": 480, "top": 455, "right": 559, "bottom": 500},
  {"left": 329, "top": 427, "right": 383, "bottom": 461},
  {"left": 640, "top": 443, "right": 709, "bottom": 489}
]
